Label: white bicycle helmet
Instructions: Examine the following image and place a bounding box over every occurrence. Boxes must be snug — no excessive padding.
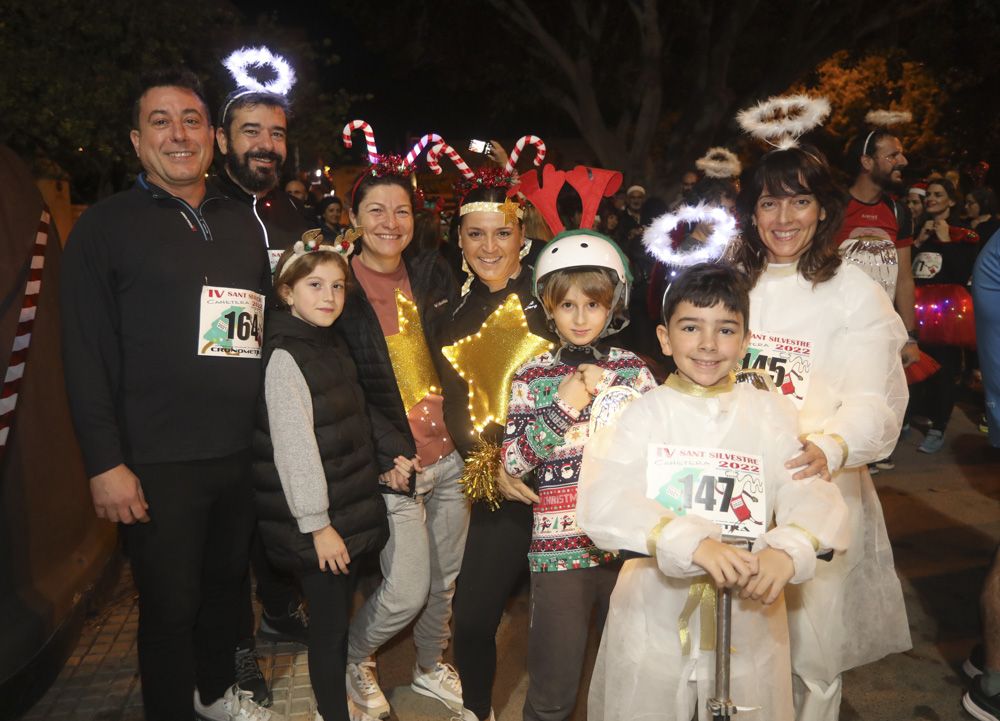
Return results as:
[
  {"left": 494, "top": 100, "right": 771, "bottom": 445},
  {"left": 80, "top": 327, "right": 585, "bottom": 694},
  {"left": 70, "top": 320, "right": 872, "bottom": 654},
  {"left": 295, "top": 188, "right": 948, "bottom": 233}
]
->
[{"left": 532, "top": 229, "right": 633, "bottom": 337}]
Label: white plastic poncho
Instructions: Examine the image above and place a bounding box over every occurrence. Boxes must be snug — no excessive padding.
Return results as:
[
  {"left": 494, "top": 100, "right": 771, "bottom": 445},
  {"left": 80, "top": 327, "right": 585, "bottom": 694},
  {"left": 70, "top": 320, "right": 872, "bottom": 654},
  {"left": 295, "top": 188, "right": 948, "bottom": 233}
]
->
[
  {"left": 747, "top": 262, "right": 911, "bottom": 682},
  {"left": 578, "top": 377, "right": 849, "bottom": 721}
]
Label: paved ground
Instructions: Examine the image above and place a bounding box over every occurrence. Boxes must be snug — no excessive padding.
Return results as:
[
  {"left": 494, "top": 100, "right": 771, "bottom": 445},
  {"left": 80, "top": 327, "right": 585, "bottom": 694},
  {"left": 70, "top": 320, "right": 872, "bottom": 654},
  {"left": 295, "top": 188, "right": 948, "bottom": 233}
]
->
[{"left": 18, "top": 402, "right": 1000, "bottom": 721}]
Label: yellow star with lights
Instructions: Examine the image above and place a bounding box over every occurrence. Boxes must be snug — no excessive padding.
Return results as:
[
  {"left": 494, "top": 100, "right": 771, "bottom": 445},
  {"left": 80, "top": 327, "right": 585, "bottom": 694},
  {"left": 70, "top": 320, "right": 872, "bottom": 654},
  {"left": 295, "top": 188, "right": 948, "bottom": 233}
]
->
[
  {"left": 441, "top": 293, "right": 553, "bottom": 433},
  {"left": 499, "top": 197, "right": 523, "bottom": 226},
  {"left": 385, "top": 288, "right": 442, "bottom": 413}
]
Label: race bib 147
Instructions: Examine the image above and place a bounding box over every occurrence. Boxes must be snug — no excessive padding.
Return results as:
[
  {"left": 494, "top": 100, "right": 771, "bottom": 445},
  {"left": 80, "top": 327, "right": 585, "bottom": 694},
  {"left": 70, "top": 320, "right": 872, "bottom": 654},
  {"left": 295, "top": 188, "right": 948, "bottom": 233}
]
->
[{"left": 646, "top": 444, "right": 766, "bottom": 541}]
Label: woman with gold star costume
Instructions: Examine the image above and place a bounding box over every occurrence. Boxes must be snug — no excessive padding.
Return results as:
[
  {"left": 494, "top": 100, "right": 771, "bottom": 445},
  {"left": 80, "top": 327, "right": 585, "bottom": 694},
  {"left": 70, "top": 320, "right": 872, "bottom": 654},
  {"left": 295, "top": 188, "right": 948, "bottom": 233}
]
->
[
  {"left": 440, "top": 182, "right": 557, "bottom": 721},
  {"left": 335, "top": 159, "right": 468, "bottom": 718}
]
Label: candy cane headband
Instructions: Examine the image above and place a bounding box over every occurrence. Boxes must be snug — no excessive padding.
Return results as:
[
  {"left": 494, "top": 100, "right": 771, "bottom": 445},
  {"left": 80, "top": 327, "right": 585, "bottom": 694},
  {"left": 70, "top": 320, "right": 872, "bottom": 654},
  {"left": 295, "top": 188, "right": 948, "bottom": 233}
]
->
[{"left": 221, "top": 46, "right": 296, "bottom": 124}]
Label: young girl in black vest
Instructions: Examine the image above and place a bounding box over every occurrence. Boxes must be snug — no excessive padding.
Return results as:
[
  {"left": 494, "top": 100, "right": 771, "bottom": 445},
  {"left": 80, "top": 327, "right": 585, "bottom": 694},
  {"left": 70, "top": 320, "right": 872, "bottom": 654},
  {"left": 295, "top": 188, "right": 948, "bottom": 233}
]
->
[{"left": 253, "top": 236, "right": 389, "bottom": 721}]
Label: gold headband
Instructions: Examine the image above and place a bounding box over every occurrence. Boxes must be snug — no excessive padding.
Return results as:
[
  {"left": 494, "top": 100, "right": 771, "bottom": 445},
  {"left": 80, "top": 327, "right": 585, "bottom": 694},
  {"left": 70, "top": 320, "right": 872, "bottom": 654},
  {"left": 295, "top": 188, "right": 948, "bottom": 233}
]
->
[{"left": 459, "top": 198, "right": 524, "bottom": 226}]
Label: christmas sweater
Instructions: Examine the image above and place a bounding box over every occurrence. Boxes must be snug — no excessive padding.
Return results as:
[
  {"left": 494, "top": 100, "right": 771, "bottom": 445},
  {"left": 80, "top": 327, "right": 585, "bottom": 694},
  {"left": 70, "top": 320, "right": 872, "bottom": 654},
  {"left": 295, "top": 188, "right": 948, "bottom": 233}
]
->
[{"left": 502, "top": 346, "right": 656, "bottom": 572}]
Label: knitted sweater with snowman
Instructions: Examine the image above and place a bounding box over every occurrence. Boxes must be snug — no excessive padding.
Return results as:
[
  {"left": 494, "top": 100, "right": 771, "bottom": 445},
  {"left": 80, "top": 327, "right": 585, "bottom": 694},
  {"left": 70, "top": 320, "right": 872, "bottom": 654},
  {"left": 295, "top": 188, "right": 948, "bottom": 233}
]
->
[{"left": 502, "top": 346, "right": 656, "bottom": 572}]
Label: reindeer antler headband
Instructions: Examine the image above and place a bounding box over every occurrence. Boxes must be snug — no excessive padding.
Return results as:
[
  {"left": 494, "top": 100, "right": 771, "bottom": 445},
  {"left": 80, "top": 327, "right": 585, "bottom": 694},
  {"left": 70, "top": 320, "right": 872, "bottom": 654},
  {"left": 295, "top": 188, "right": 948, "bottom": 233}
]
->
[{"left": 512, "top": 164, "right": 622, "bottom": 235}]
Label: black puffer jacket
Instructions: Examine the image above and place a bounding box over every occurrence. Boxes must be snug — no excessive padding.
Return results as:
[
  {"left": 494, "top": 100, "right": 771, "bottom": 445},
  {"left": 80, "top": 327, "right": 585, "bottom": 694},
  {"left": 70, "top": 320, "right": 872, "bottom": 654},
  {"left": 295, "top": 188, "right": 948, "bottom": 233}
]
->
[
  {"left": 336, "top": 249, "right": 458, "bottom": 490},
  {"left": 439, "top": 270, "right": 556, "bottom": 458},
  {"left": 253, "top": 310, "right": 388, "bottom": 575}
]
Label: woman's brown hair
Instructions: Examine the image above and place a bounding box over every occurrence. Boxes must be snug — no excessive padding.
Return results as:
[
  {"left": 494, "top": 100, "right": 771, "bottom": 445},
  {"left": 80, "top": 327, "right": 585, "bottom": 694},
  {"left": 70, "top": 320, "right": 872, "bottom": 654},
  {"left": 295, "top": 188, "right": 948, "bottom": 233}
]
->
[{"left": 730, "top": 145, "right": 845, "bottom": 287}]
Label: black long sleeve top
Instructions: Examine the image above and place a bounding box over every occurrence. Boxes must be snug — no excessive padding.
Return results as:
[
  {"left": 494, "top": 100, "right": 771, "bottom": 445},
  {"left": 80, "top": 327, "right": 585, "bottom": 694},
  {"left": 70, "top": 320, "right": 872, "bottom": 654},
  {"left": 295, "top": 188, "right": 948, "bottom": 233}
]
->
[{"left": 60, "top": 175, "right": 271, "bottom": 476}]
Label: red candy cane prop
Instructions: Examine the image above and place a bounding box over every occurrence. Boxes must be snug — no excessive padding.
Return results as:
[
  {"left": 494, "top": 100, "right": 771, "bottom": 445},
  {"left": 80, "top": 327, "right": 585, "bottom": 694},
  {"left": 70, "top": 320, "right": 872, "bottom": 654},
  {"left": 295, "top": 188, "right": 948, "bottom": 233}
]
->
[
  {"left": 505, "top": 135, "right": 547, "bottom": 173},
  {"left": 342, "top": 120, "right": 379, "bottom": 163},
  {"left": 0, "top": 208, "right": 50, "bottom": 462},
  {"left": 427, "top": 142, "right": 476, "bottom": 179},
  {"left": 404, "top": 133, "right": 444, "bottom": 168}
]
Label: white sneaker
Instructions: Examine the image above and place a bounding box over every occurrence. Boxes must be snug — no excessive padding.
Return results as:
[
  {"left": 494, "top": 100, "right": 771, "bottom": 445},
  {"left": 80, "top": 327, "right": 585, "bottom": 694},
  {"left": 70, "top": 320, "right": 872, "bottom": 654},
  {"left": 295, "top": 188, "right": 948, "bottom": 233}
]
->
[
  {"left": 346, "top": 659, "right": 391, "bottom": 718},
  {"left": 348, "top": 697, "right": 381, "bottom": 721},
  {"left": 195, "top": 684, "right": 272, "bottom": 721},
  {"left": 449, "top": 708, "right": 494, "bottom": 721},
  {"left": 411, "top": 661, "right": 463, "bottom": 708}
]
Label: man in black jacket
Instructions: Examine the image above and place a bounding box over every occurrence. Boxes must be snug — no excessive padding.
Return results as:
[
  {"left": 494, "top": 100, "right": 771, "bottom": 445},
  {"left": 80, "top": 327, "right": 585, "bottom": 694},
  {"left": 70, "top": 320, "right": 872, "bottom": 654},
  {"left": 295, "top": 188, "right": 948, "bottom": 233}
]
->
[
  {"left": 215, "top": 89, "right": 316, "bottom": 271},
  {"left": 215, "top": 86, "right": 314, "bottom": 705},
  {"left": 60, "top": 69, "right": 271, "bottom": 721}
]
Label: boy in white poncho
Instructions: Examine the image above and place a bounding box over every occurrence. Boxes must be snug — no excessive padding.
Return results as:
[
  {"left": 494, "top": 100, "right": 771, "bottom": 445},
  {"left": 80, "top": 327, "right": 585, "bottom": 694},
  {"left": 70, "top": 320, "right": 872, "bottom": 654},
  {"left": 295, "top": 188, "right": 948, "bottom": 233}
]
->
[{"left": 577, "top": 263, "right": 848, "bottom": 721}]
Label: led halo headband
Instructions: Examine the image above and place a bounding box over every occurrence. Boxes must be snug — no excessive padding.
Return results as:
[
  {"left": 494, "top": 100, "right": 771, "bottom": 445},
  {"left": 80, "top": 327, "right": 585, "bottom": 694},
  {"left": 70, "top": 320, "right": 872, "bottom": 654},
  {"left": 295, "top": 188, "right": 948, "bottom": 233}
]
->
[
  {"left": 736, "top": 94, "right": 831, "bottom": 150},
  {"left": 221, "top": 45, "right": 297, "bottom": 125},
  {"left": 642, "top": 203, "right": 738, "bottom": 268}
]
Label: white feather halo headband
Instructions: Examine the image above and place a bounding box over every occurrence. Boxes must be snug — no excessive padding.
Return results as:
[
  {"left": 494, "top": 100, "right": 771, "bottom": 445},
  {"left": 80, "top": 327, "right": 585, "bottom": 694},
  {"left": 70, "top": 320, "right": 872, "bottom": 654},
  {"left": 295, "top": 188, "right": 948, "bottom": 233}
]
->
[
  {"left": 695, "top": 147, "right": 742, "bottom": 179},
  {"left": 736, "top": 94, "right": 831, "bottom": 150},
  {"left": 864, "top": 109, "right": 912, "bottom": 127},
  {"left": 223, "top": 46, "right": 296, "bottom": 96},
  {"left": 642, "top": 203, "right": 738, "bottom": 267}
]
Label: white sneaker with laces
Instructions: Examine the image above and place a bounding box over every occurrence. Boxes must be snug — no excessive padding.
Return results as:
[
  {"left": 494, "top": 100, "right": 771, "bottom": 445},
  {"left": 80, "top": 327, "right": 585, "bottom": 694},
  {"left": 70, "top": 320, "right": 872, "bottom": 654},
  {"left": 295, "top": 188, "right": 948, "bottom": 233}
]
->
[
  {"left": 195, "top": 684, "right": 272, "bottom": 721},
  {"left": 411, "top": 661, "right": 463, "bottom": 708},
  {"left": 346, "top": 659, "right": 391, "bottom": 718}
]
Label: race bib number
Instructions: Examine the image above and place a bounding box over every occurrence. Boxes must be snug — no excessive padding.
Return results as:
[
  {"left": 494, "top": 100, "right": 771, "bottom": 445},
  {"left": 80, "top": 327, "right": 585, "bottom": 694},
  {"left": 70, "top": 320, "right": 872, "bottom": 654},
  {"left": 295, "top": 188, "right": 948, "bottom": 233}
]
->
[
  {"left": 742, "top": 332, "right": 812, "bottom": 408},
  {"left": 267, "top": 249, "right": 285, "bottom": 274},
  {"left": 646, "top": 444, "right": 766, "bottom": 540},
  {"left": 912, "top": 251, "right": 943, "bottom": 280},
  {"left": 198, "top": 286, "right": 264, "bottom": 358}
]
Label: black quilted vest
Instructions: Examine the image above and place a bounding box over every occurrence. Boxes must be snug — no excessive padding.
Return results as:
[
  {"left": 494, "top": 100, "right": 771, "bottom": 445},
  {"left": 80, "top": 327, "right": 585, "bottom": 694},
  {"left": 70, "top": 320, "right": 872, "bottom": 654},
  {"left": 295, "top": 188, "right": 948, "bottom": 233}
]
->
[{"left": 252, "top": 310, "right": 388, "bottom": 574}]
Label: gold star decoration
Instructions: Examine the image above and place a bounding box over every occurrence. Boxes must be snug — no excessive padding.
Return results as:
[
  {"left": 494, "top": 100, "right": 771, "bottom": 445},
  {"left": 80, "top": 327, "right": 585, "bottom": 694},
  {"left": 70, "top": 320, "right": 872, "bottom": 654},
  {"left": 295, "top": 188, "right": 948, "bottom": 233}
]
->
[
  {"left": 499, "top": 197, "right": 523, "bottom": 226},
  {"left": 385, "top": 288, "right": 442, "bottom": 413},
  {"left": 441, "top": 293, "right": 553, "bottom": 433}
]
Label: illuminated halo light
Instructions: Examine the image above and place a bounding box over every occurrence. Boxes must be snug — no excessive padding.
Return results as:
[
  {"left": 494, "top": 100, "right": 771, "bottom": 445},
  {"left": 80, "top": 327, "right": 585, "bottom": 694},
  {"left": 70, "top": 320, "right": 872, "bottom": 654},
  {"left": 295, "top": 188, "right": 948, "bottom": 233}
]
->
[
  {"left": 642, "top": 203, "right": 738, "bottom": 267},
  {"left": 223, "top": 46, "right": 296, "bottom": 95},
  {"left": 695, "top": 147, "right": 742, "bottom": 179},
  {"left": 865, "top": 109, "right": 913, "bottom": 127},
  {"left": 736, "top": 94, "right": 831, "bottom": 150}
]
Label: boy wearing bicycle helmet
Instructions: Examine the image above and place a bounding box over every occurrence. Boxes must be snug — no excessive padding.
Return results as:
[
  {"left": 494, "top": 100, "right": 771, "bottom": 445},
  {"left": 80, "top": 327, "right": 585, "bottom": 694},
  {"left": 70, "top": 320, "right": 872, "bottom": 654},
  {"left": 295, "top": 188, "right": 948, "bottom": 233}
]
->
[{"left": 501, "top": 230, "right": 656, "bottom": 721}]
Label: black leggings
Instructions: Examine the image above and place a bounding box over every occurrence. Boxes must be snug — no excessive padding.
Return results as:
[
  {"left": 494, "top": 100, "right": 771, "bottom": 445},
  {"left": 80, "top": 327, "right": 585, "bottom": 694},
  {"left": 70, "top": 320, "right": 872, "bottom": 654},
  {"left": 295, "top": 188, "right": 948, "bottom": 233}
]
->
[
  {"left": 908, "top": 344, "right": 964, "bottom": 432},
  {"left": 300, "top": 569, "right": 355, "bottom": 721},
  {"left": 453, "top": 500, "right": 533, "bottom": 720}
]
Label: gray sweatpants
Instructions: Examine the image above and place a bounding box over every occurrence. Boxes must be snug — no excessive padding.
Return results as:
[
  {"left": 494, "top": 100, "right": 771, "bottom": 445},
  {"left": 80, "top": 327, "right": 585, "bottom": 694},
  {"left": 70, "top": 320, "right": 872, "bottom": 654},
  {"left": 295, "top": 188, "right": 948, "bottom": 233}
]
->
[
  {"left": 523, "top": 563, "right": 621, "bottom": 721},
  {"left": 347, "top": 450, "right": 469, "bottom": 669}
]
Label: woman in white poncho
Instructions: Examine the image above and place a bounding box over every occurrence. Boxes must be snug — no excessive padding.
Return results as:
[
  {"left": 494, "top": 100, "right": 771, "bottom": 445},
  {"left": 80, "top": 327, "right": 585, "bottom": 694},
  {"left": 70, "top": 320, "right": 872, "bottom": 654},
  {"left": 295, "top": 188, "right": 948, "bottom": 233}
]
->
[{"left": 728, "top": 146, "right": 911, "bottom": 721}]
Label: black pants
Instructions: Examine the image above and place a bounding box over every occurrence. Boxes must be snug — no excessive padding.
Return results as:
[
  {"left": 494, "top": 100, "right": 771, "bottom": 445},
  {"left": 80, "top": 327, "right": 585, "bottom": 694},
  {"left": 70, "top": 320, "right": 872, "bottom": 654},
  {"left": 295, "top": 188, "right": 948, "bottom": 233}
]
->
[
  {"left": 300, "top": 569, "right": 354, "bottom": 721},
  {"left": 453, "top": 500, "right": 533, "bottom": 720},
  {"left": 908, "top": 344, "right": 964, "bottom": 432},
  {"left": 122, "top": 451, "right": 255, "bottom": 721},
  {"left": 238, "top": 530, "right": 302, "bottom": 642}
]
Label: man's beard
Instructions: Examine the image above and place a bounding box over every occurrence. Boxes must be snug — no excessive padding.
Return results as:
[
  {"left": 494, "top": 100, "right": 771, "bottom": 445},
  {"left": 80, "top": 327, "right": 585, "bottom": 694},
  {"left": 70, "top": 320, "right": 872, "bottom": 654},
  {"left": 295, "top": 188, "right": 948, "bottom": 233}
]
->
[
  {"left": 226, "top": 149, "right": 283, "bottom": 194},
  {"left": 873, "top": 166, "right": 904, "bottom": 194}
]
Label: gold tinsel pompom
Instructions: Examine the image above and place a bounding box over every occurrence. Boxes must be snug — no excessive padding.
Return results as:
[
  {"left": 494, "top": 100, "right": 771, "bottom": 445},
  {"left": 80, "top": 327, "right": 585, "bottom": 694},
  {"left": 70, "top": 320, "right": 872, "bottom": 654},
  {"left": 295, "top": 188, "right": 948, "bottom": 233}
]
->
[{"left": 459, "top": 441, "right": 503, "bottom": 510}]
